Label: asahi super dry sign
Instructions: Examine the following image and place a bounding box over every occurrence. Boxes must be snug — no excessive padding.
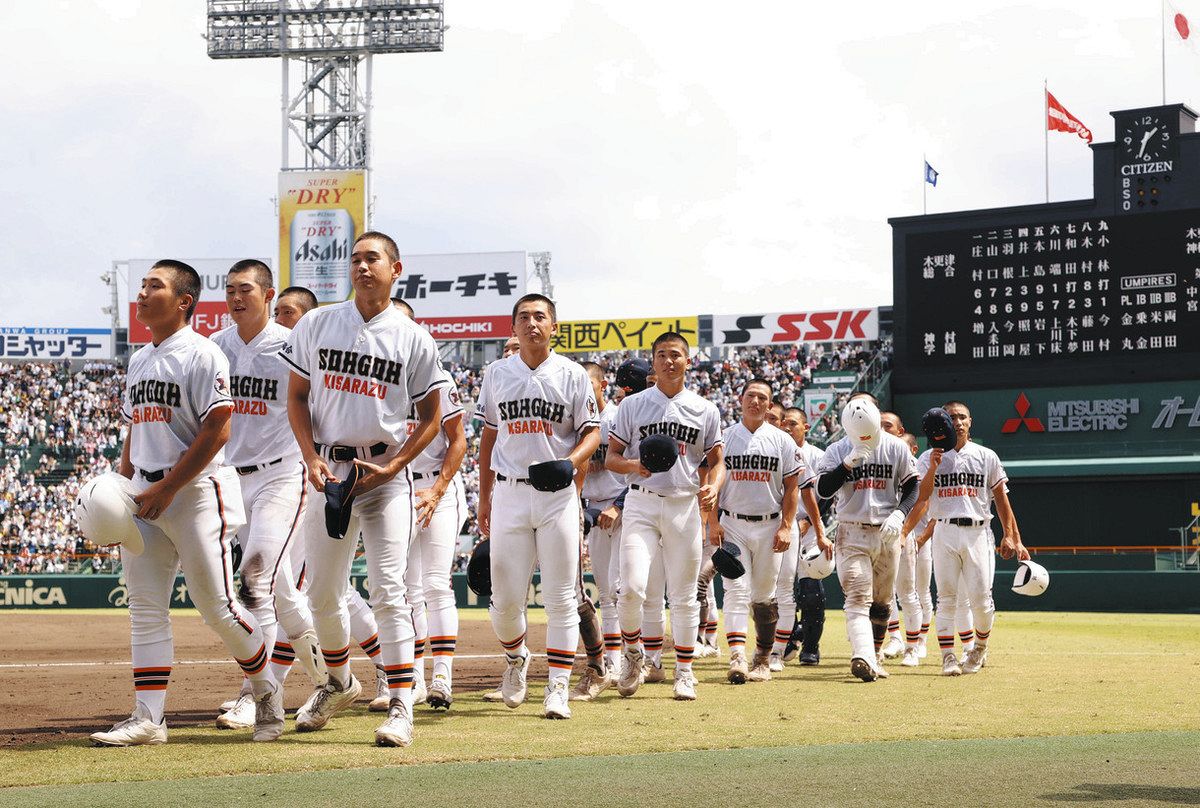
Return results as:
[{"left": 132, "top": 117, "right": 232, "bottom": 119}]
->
[{"left": 278, "top": 170, "right": 368, "bottom": 304}]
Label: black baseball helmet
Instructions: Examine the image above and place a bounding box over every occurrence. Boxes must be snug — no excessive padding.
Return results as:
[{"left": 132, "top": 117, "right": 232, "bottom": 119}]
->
[
  {"left": 615, "top": 359, "right": 651, "bottom": 394},
  {"left": 922, "top": 407, "right": 957, "bottom": 451},
  {"left": 712, "top": 541, "right": 746, "bottom": 579},
  {"left": 466, "top": 539, "right": 492, "bottom": 598},
  {"left": 639, "top": 433, "right": 678, "bottom": 474}
]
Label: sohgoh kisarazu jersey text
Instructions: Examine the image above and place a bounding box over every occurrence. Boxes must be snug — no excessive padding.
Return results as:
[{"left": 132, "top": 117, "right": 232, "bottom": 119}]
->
[
  {"left": 480, "top": 351, "right": 599, "bottom": 477},
  {"left": 121, "top": 326, "right": 234, "bottom": 473},
  {"left": 211, "top": 321, "right": 299, "bottom": 467},
  {"left": 279, "top": 301, "right": 445, "bottom": 447},
  {"left": 405, "top": 368, "right": 465, "bottom": 476},
  {"left": 609, "top": 385, "right": 722, "bottom": 498},
  {"left": 582, "top": 402, "right": 625, "bottom": 503},
  {"left": 717, "top": 421, "right": 800, "bottom": 516},
  {"left": 816, "top": 431, "right": 917, "bottom": 524},
  {"left": 916, "top": 441, "right": 1007, "bottom": 522}
]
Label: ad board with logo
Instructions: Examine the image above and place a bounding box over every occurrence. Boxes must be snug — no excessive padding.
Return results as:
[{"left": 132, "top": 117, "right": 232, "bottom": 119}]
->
[
  {"left": 395, "top": 252, "right": 529, "bottom": 341},
  {"left": 278, "top": 170, "right": 367, "bottom": 304},
  {"left": 711, "top": 309, "right": 878, "bottom": 346},
  {"left": 0, "top": 327, "right": 113, "bottom": 360}
]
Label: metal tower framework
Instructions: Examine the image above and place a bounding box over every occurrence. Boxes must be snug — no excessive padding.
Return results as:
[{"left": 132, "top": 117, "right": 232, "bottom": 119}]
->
[{"left": 206, "top": 1, "right": 445, "bottom": 171}]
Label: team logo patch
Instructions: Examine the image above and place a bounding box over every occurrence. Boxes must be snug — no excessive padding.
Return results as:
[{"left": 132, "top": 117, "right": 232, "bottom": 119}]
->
[
  {"left": 587, "top": 398, "right": 597, "bottom": 417},
  {"left": 215, "top": 375, "right": 230, "bottom": 396},
  {"left": 450, "top": 388, "right": 462, "bottom": 406}
]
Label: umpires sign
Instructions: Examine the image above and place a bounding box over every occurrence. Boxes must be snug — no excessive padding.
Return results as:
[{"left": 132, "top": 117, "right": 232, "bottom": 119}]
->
[
  {"left": 711, "top": 309, "right": 879, "bottom": 346},
  {"left": 0, "top": 327, "right": 113, "bottom": 360}
]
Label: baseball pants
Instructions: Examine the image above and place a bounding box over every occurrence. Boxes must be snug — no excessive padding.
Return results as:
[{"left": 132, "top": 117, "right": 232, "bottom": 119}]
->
[
  {"left": 771, "top": 522, "right": 810, "bottom": 654},
  {"left": 915, "top": 538, "right": 934, "bottom": 637},
  {"left": 405, "top": 473, "right": 467, "bottom": 686},
  {"left": 891, "top": 534, "right": 922, "bottom": 647},
  {"left": 123, "top": 466, "right": 272, "bottom": 721},
  {"left": 720, "top": 515, "right": 784, "bottom": 655},
  {"left": 931, "top": 523, "right": 996, "bottom": 654},
  {"left": 585, "top": 497, "right": 622, "bottom": 668},
  {"left": 618, "top": 489, "right": 703, "bottom": 671},
  {"left": 488, "top": 478, "right": 581, "bottom": 685},
  {"left": 835, "top": 522, "right": 900, "bottom": 663}
]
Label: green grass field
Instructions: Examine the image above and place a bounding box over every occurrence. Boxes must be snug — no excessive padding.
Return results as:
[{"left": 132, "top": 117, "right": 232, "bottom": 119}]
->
[{"left": 3, "top": 610, "right": 1198, "bottom": 807}]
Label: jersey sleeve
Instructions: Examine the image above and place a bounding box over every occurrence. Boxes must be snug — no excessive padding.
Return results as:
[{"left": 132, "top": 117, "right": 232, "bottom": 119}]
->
[
  {"left": 895, "top": 441, "right": 918, "bottom": 486},
  {"left": 703, "top": 403, "right": 723, "bottom": 452},
  {"left": 440, "top": 379, "right": 465, "bottom": 424},
  {"left": 572, "top": 366, "right": 600, "bottom": 434},
  {"left": 916, "top": 450, "right": 931, "bottom": 478},
  {"left": 120, "top": 359, "right": 134, "bottom": 422},
  {"left": 609, "top": 397, "right": 632, "bottom": 449},
  {"left": 987, "top": 448, "right": 1008, "bottom": 490},
  {"left": 406, "top": 328, "right": 446, "bottom": 404},
  {"left": 816, "top": 440, "right": 847, "bottom": 475},
  {"left": 782, "top": 438, "right": 802, "bottom": 478},
  {"left": 480, "top": 367, "right": 499, "bottom": 430},
  {"left": 191, "top": 346, "right": 234, "bottom": 421},
  {"left": 279, "top": 314, "right": 310, "bottom": 378}
]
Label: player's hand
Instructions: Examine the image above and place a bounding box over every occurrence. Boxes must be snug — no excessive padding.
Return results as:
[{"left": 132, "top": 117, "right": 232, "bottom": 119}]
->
[
  {"left": 798, "top": 517, "right": 812, "bottom": 535},
  {"left": 477, "top": 497, "right": 492, "bottom": 538},
  {"left": 307, "top": 456, "right": 337, "bottom": 492},
  {"left": 881, "top": 509, "right": 905, "bottom": 541},
  {"left": 351, "top": 459, "right": 397, "bottom": 496},
  {"left": 772, "top": 526, "right": 791, "bottom": 553},
  {"left": 708, "top": 520, "right": 724, "bottom": 547},
  {"left": 133, "top": 481, "right": 175, "bottom": 521},
  {"left": 414, "top": 486, "right": 444, "bottom": 528},
  {"left": 816, "top": 532, "right": 834, "bottom": 559},
  {"left": 635, "top": 462, "right": 653, "bottom": 479},
  {"left": 597, "top": 504, "right": 620, "bottom": 531},
  {"left": 844, "top": 441, "right": 872, "bottom": 469},
  {"left": 999, "top": 533, "right": 1028, "bottom": 560},
  {"left": 697, "top": 484, "right": 718, "bottom": 512},
  {"left": 916, "top": 522, "right": 935, "bottom": 549},
  {"left": 928, "top": 448, "right": 944, "bottom": 470}
]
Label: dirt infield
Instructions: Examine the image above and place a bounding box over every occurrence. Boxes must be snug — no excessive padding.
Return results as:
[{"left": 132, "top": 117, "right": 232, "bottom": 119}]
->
[{"left": 0, "top": 610, "right": 544, "bottom": 747}]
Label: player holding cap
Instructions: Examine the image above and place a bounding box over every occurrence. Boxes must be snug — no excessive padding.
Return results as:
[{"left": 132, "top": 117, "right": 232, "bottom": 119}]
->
[
  {"left": 91, "top": 260, "right": 283, "bottom": 746},
  {"left": 607, "top": 331, "right": 724, "bottom": 701},
  {"left": 814, "top": 393, "right": 918, "bottom": 682},
  {"left": 476, "top": 293, "right": 600, "bottom": 720},
  {"left": 281, "top": 231, "right": 446, "bottom": 747},
  {"left": 903, "top": 402, "right": 1028, "bottom": 676},
  {"left": 876, "top": 413, "right": 923, "bottom": 665}
]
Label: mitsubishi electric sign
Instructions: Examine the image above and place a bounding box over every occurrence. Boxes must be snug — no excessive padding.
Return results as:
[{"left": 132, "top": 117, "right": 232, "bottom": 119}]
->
[{"left": 1002, "top": 393, "right": 1141, "bottom": 433}]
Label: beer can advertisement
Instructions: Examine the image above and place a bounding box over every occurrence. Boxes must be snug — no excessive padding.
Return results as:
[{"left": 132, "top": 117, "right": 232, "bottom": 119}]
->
[{"left": 278, "top": 170, "right": 367, "bottom": 303}]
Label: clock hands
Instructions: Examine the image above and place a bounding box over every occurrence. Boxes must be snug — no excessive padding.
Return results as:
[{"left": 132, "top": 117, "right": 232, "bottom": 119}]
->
[{"left": 1136, "top": 126, "right": 1159, "bottom": 158}]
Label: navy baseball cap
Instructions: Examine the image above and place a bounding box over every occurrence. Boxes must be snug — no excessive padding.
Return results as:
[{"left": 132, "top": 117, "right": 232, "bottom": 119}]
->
[{"left": 615, "top": 358, "right": 651, "bottom": 393}]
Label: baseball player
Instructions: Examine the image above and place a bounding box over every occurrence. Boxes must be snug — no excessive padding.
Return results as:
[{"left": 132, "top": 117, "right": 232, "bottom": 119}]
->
[
  {"left": 90, "top": 260, "right": 284, "bottom": 747},
  {"left": 281, "top": 230, "right": 446, "bottom": 747},
  {"left": 606, "top": 331, "right": 724, "bottom": 701},
  {"left": 710, "top": 379, "right": 816, "bottom": 683},
  {"left": 814, "top": 393, "right": 919, "bottom": 682},
  {"left": 877, "top": 412, "right": 922, "bottom": 663},
  {"left": 771, "top": 406, "right": 828, "bottom": 669},
  {"left": 476, "top": 293, "right": 600, "bottom": 720},
  {"left": 273, "top": 286, "right": 318, "bottom": 330},
  {"left": 208, "top": 261, "right": 326, "bottom": 729},
  {"left": 903, "top": 401, "right": 1028, "bottom": 676},
  {"left": 392, "top": 297, "right": 468, "bottom": 710}
]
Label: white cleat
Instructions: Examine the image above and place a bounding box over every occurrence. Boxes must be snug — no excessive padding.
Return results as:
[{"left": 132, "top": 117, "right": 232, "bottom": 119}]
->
[
  {"left": 411, "top": 665, "right": 428, "bottom": 707},
  {"left": 874, "top": 654, "right": 890, "bottom": 679},
  {"left": 961, "top": 646, "right": 987, "bottom": 674},
  {"left": 850, "top": 657, "right": 878, "bottom": 682},
  {"left": 90, "top": 705, "right": 167, "bottom": 747},
  {"left": 644, "top": 659, "right": 666, "bottom": 683},
  {"left": 768, "top": 652, "right": 784, "bottom": 673},
  {"left": 500, "top": 653, "right": 530, "bottom": 709},
  {"left": 747, "top": 653, "right": 772, "bottom": 682},
  {"left": 616, "top": 648, "right": 644, "bottom": 697},
  {"left": 959, "top": 645, "right": 975, "bottom": 667},
  {"left": 569, "top": 664, "right": 613, "bottom": 702},
  {"left": 881, "top": 634, "right": 905, "bottom": 659},
  {"left": 481, "top": 685, "right": 505, "bottom": 703},
  {"left": 672, "top": 668, "right": 698, "bottom": 701},
  {"left": 696, "top": 642, "right": 718, "bottom": 659},
  {"left": 917, "top": 641, "right": 928, "bottom": 659},
  {"left": 543, "top": 680, "right": 572, "bottom": 719},
  {"left": 218, "top": 696, "right": 240, "bottom": 713},
  {"left": 368, "top": 665, "right": 390, "bottom": 712},
  {"left": 942, "top": 651, "right": 963, "bottom": 677},
  {"left": 215, "top": 693, "right": 255, "bottom": 729},
  {"left": 900, "top": 646, "right": 921, "bottom": 668},
  {"left": 727, "top": 651, "right": 748, "bottom": 684},
  {"left": 427, "top": 674, "right": 453, "bottom": 710},
  {"left": 295, "top": 675, "right": 362, "bottom": 732},
  {"left": 374, "top": 698, "right": 413, "bottom": 747},
  {"left": 252, "top": 683, "right": 285, "bottom": 742}
]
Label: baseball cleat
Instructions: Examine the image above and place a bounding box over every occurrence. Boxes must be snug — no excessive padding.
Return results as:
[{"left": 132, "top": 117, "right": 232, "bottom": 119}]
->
[
  {"left": 901, "top": 646, "right": 921, "bottom": 667},
  {"left": 500, "top": 652, "right": 530, "bottom": 709},
  {"left": 543, "top": 680, "right": 572, "bottom": 719},
  {"left": 569, "top": 664, "right": 611, "bottom": 701},
  {"left": 696, "top": 642, "right": 719, "bottom": 659},
  {"left": 616, "top": 648, "right": 644, "bottom": 697},
  {"left": 959, "top": 645, "right": 975, "bottom": 667},
  {"left": 481, "top": 686, "right": 505, "bottom": 703},
  {"left": 218, "top": 696, "right": 240, "bottom": 713},
  {"left": 881, "top": 634, "right": 905, "bottom": 659},
  {"left": 917, "top": 641, "right": 928, "bottom": 659},
  {"left": 295, "top": 675, "right": 362, "bottom": 732},
  {"left": 90, "top": 705, "right": 167, "bottom": 747},
  {"left": 961, "top": 646, "right": 987, "bottom": 674},
  {"left": 768, "top": 652, "right": 784, "bottom": 673},
  {"left": 369, "top": 665, "right": 391, "bottom": 712},
  {"left": 941, "top": 652, "right": 963, "bottom": 677},
  {"left": 411, "top": 665, "right": 428, "bottom": 707},
  {"left": 644, "top": 659, "right": 666, "bottom": 683},
  {"left": 252, "top": 683, "right": 285, "bottom": 742},
  {"left": 799, "top": 650, "right": 820, "bottom": 666},
  {"left": 850, "top": 657, "right": 878, "bottom": 682},
  {"left": 873, "top": 654, "right": 890, "bottom": 679},
  {"left": 215, "top": 693, "right": 255, "bottom": 729},
  {"left": 427, "top": 675, "right": 453, "bottom": 710},
  {"left": 727, "top": 651, "right": 748, "bottom": 684},
  {"left": 672, "top": 669, "right": 698, "bottom": 701},
  {"left": 374, "top": 698, "right": 413, "bottom": 747},
  {"left": 748, "top": 653, "right": 772, "bottom": 682},
  {"left": 781, "top": 640, "right": 800, "bottom": 663}
]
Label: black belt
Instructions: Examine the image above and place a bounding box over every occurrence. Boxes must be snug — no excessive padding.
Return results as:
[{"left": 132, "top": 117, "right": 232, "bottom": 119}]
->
[
  {"left": 139, "top": 468, "right": 166, "bottom": 483},
  {"left": 938, "top": 517, "right": 986, "bottom": 528},
  {"left": 496, "top": 473, "right": 529, "bottom": 485},
  {"left": 236, "top": 457, "right": 285, "bottom": 476},
  {"left": 314, "top": 441, "right": 388, "bottom": 463},
  {"left": 719, "top": 508, "right": 781, "bottom": 523},
  {"left": 630, "top": 484, "right": 666, "bottom": 497}
]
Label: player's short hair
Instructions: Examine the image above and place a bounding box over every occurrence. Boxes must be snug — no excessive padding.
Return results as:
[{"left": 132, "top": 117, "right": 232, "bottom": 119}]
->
[
  {"left": 943, "top": 399, "right": 971, "bottom": 414},
  {"left": 784, "top": 406, "right": 807, "bottom": 422},
  {"left": 901, "top": 432, "right": 919, "bottom": 451},
  {"left": 741, "top": 378, "right": 773, "bottom": 398},
  {"left": 151, "top": 259, "right": 201, "bottom": 320},
  {"left": 227, "top": 259, "right": 273, "bottom": 290},
  {"left": 511, "top": 293, "right": 557, "bottom": 324},
  {"left": 579, "top": 360, "right": 603, "bottom": 375},
  {"left": 651, "top": 331, "right": 690, "bottom": 353},
  {"left": 278, "top": 286, "right": 318, "bottom": 313},
  {"left": 848, "top": 391, "right": 879, "bottom": 407},
  {"left": 354, "top": 231, "right": 400, "bottom": 264},
  {"left": 390, "top": 296, "right": 415, "bottom": 318}
]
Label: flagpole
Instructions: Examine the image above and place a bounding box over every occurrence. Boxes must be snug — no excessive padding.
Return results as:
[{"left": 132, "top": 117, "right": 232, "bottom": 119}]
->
[
  {"left": 1044, "top": 79, "right": 1049, "bottom": 203},
  {"left": 923, "top": 153, "right": 927, "bottom": 215},
  {"left": 1163, "top": 0, "right": 1167, "bottom": 104}
]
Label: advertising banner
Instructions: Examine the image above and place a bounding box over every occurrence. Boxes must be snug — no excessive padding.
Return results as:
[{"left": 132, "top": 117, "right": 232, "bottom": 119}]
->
[
  {"left": 0, "top": 327, "right": 112, "bottom": 360},
  {"left": 711, "top": 309, "right": 879, "bottom": 346},
  {"left": 396, "top": 252, "right": 529, "bottom": 341},
  {"left": 551, "top": 316, "right": 699, "bottom": 353},
  {"left": 803, "top": 389, "right": 837, "bottom": 423},
  {"left": 278, "top": 170, "right": 367, "bottom": 304},
  {"left": 811, "top": 370, "right": 858, "bottom": 390},
  {"left": 127, "top": 258, "right": 271, "bottom": 343}
]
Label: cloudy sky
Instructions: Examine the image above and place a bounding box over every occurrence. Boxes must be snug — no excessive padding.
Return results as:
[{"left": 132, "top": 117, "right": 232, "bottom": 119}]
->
[{"left": 1, "top": 0, "right": 1194, "bottom": 329}]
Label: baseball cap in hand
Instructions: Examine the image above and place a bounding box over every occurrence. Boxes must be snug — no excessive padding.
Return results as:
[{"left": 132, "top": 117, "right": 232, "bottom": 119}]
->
[{"left": 324, "top": 464, "right": 363, "bottom": 540}]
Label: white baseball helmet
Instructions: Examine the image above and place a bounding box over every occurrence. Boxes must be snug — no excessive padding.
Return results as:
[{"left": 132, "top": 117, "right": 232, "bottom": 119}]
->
[
  {"left": 76, "top": 472, "right": 144, "bottom": 556},
  {"left": 1012, "top": 559, "right": 1049, "bottom": 596},
  {"left": 801, "top": 545, "right": 836, "bottom": 580},
  {"left": 840, "top": 398, "right": 881, "bottom": 452}
]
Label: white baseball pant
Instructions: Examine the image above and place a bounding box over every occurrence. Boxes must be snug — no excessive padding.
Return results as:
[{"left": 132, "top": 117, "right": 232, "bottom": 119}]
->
[
  {"left": 771, "top": 522, "right": 812, "bottom": 654},
  {"left": 931, "top": 523, "right": 996, "bottom": 654},
  {"left": 586, "top": 497, "right": 622, "bottom": 668},
  {"left": 915, "top": 539, "right": 934, "bottom": 636},
  {"left": 835, "top": 522, "right": 900, "bottom": 663},
  {"left": 720, "top": 514, "right": 784, "bottom": 653},
  {"left": 405, "top": 472, "right": 467, "bottom": 686},
  {"left": 891, "top": 534, "right": 922, "bottom": 647}
]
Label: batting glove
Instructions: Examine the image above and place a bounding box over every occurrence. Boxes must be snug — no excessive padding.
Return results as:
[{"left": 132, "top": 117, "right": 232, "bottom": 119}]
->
[{"left": 880, "top": 509, "right": 905, "bottom": 541}]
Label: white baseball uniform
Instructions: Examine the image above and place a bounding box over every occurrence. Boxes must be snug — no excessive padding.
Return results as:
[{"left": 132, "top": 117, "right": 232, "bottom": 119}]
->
[
  {"left": 917, "top": 442, "right": 1007, "bottom": 653},
  {"left": 816, "top": 432, "right": 917, "bottom": 664},
  {"left": 716, "top": 421, "right": 800, "bottom": 655},
  {"left": 582, "top": 401, "right": 624, "bottom": 668},
  {"left": 281, "top": 300, "right": 444, "bottom": 711},
  {"left": 610, "top": 385, "right": 722, "bottom": 671},
  {"left": 480, "top": 351, "right": 598, "bottom": 685},
  {"left": 772, "top": 441, "right": 823, "bottom": 653},
  {"left": 119, "top": 325, "right": 271, "bottom": 723}
]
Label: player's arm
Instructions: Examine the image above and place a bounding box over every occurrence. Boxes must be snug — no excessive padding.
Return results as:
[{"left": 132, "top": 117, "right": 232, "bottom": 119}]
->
[
  {"left": 355, "top": 393, "right": 441, "bottom": 496},
  {"left": 132, "top": 406, "right": 232, "bottom": 521},
  {"left": 569, "top": 425, "right": 601, "bottom": 473},
  {"left": 477, "top": 425, "right": 498, "bottom": 538},
  {"left": 606, "top": 436, "right": 650, "bottom": 478},
  {"left": 773, "top": 474, "right": 799, "bottom": 552},
  {"left": 902, "top": 450, "right": 942, "bottom": 535},
  {"left": 287, "top": 371, "right": 336, "bottom": 491},
  {"left": 993, "top": 484, "right": 1028, "bottom": 560},
  {"left": 415, "top": 412, "right": 467, "bottom": 528},
  {"left": 118, "top": 432, "right": 134, "bottom": 480},
  {"left": 698, "top": 443, "right": 724, "bottom": 512},
  {"left": 915, "top": 518, "right": 935, "bottom": 549}
]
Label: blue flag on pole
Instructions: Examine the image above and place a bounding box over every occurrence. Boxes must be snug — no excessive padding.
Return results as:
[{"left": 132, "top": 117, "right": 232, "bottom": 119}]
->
[{"left": 924, "top": 161, "right": 938, "bottom": 187}]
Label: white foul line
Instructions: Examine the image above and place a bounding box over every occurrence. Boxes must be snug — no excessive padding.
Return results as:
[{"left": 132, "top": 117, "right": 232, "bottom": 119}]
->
[{"left": 0, "top": 653, "right": 528, "bottom": 671}]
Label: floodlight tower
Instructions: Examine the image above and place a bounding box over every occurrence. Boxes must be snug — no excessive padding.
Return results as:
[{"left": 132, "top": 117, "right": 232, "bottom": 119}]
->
[{"left": 206, "top": 1, "right": 445, "bottom": 173}]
